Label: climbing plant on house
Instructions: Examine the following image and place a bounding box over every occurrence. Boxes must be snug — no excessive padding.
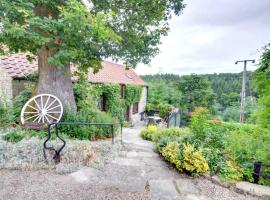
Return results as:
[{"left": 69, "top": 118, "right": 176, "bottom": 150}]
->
[{"left": 124, "top": 85, "right": 143, "bottom": 107}]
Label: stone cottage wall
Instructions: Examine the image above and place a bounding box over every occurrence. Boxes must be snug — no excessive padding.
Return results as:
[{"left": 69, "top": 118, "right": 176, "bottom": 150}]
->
[
  {"left": 0, "top": 67, "right": 13, "bottom": 105},
  {"left": 12, "top": 79, "right": 29, "bottom": 97}
]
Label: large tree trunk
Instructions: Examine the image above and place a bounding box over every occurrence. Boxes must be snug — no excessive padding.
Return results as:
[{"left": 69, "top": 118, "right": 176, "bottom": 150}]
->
[{"left": 37, "top": 46, "right": 77, "bottom": 111}]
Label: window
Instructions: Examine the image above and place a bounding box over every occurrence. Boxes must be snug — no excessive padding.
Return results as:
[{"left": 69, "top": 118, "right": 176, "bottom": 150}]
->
[
  {"left": 100, "top": 93, "right": 107, "bottom": 111},
  {"left": 132, "top": 102, "right": 139, "bottom": 114},
  {"left": 120, "top": 85, "right": 125, "bottom": 99}
]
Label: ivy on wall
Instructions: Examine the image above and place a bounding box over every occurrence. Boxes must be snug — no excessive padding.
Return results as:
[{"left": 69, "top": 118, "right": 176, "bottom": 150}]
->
[
  {"left": 92, "top": 84, "right": 143, "bottom": 119},
  {"left": 93, "top": 84, "right": 124, "bottom": 119},
  {"left": 124, "top": 84, "right": 143, "bottom": 106}
]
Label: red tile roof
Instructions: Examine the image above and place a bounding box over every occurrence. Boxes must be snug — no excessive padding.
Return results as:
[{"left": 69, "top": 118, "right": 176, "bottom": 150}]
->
[
  {"left": 0, "top": 53, "right": 37, "bottom": 78},
  {"left": 0, "top": 54, "right": 146, "bottom": 86}
]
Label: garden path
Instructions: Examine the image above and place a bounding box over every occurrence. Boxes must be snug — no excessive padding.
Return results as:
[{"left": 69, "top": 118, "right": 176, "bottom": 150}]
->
[{"left": 0, "top": 123, "right": 258, "bottom": 200}]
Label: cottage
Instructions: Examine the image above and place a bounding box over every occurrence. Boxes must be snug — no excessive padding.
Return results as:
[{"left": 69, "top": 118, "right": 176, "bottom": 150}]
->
[{"left": 0, "top": 54, "right": 148, "bottom": 125}]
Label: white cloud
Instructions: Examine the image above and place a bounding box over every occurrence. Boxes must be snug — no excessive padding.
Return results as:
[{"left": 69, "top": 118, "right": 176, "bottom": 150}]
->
[{"left": 135, "top": 0, "right": 270, "bottom": 75}]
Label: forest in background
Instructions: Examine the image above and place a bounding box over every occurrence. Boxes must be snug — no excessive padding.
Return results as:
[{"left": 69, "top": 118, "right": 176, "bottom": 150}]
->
[{"left": 141, "top": 71, "right": 257, "bottom": 123}]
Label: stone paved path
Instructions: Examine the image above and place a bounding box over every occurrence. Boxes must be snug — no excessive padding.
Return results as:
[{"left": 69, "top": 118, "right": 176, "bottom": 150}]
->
[{"left": 0, "top": 124, "right": 259, "bottom": 200}]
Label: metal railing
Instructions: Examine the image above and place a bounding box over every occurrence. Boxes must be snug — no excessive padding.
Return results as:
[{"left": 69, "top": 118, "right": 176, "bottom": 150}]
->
[
  {"left": 253, "top": 161, "right": 270, "bottom": 184},
  {"left": 43, "top": 122, "right": 123, "bottom": 163}
]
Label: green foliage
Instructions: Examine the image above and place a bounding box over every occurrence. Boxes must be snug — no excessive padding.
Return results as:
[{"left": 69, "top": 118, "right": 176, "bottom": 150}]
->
[
  {"left": 141, "top": 73, "right": 256, "bottom": 123},
  {"left": 253, "top": 44, "right": 270, "bottom": 128},
  {"left": 0, "top": 0, "right": 184, "bottom": 69},
  {"left": 140, "top": 125, "right": 157, "bottom": 140},
  {"left": 140, "top": 107, "right": 269, "bottom": 185},
  {"left": 3, "top": 131, "right": 24, "bottom": 143},
  {"left": 219, "top": 161, "right": 243, "bottom": 182},
  {"left": 124, "top": 85, "right": 142, "bottom": 106},
  {"left": 160, "top": 142, "right": 209, "bottom": 175},
  {"left": 0, "top": 102, "right": 15, "bottom": 128},
  {"left": 178, "top": 74, "right": 216, "bottom": 113},
  {"left": 93, "top": 84, "right": 124, "bottom": 119},
  {"left": 205, "top": 72, "right": 254, "bottom": 111},
  {"left": 152, "top": 127, "right": 191, "bottom": 144},
  {"left": 68, "top": 75, "right": 120, "bottom": 140},
  {"left": 141, "top": 77, "right": 181, "bottom": 114},
  {"left": 140, "top": 126, "right": 208, "bottom": 175},
  {"left": 60, "top": 109, "right": 118, "bottom": 140},
  {"left": 13, "top": 83, "right": 34, "bottom": 120},
  {"left": 24, "top": 129, "right": 48, "bottom": 139}
]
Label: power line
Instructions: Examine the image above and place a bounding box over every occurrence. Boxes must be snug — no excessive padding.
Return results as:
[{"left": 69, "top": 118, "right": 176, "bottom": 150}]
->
[{"left": 235, "top": 59, "right": 255, "bottom": 123}]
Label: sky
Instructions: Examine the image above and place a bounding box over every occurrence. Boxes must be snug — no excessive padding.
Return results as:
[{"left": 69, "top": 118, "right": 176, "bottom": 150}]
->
[{"left": 135, "top": 0, "right": 270, "bottom": 75}]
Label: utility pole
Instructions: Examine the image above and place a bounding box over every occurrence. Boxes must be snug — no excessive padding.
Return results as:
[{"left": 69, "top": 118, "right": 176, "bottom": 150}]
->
[{"left": 235, "top": 59, "right": 255, "bottom": 123}]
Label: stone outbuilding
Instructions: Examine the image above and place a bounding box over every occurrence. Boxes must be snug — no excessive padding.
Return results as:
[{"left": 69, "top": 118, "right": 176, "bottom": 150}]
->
[{"left": 0, "top": 54, "right": 148, "bottom": 124}]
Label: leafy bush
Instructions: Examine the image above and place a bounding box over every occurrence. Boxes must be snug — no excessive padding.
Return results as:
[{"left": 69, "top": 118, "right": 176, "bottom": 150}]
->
[
  {"left": 219, "top": 160, "right": 243, "bottom": 182},
  {"left": 3, "top": 131, "right": 24, "bottom": 143},
  {"left": 179, "top": 143, "right": 209, "bottom": 175},
  {"left": 13, "top": 83, "right": 33, "bottom": 120},
  {"left": 60, "top": 109, "right": 118, "bottom": 140},
  {"left": 0, "top": 103, "right": 15, "bottom": 128},
  {"left": 152, "top": 127, "right": 191, "bottom": 144},
  {"left": 160, "top": 142, "right": 209, "bottom": 175},
  {"left": 157, "top": 103, "right": 173, "bottom": 118},
  {"left": 140, "top": 126, "right": 208, "bottom": 175},
  {"left": 140, "top": 125, "right": 157, "bottom": 140}
]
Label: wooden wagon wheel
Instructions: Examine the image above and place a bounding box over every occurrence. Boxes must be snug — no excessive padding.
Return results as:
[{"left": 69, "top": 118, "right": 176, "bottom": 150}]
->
[{"left": 21, "top": 94, "right": 63, "bottom": 125}]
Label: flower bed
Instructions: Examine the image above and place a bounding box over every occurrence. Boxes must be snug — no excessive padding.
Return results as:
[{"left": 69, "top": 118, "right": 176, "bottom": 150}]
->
[{"left": 140, "top": 108, "right": 270, "bottom": 186}]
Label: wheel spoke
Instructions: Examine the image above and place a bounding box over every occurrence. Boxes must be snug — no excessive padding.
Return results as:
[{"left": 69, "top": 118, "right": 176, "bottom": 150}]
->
[
  {"left": 47, "top": 105, "right": 61, "bottom": 112},
  {"left": 47, "top": 111, "right": 61, "bottom": 114},
  {"left": 42, "top": 115, "right": 45, "bottom": 123},
  {"left": 24, "top": 112, "right": 39, "bottom": 114},
  {"left": 27, "top": 104, "right": 39, "bottom": 112},
  {"left": 44, "top": 115, "right": 51, "bottom": 124},
  {"left": 33, "top": 99, "right": 41, "bottom": 110},
  {"left": 40, "top": 96, "right": 43, "bottom": 110},
  {"left": 44, "top": 96, "right": 50, "bottom": 110},
  {"left": 26, "top": 114, "right": 39, "bottom": 121},
  {"left": 46, "top": 113, "right": 58, "bottom": 121},
  {"left": 45, "top": 99, "right": 56, "bottom": 110},
  {"left": 38, "top": 115, "right": 42, "bottom": 123}
]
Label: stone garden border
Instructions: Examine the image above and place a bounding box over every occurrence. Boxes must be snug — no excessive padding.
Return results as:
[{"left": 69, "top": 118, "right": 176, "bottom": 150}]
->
[{"left": 204, "top": 175, "right": 270, "bottom": 199}]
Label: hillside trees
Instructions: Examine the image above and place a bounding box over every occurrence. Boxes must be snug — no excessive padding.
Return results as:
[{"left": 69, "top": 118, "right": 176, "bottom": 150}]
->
[
  {"left": 253, "top": 44, "right": 270, "bottom": 127},
  {"left": 0, "top": 0, "right": 185, "bottom": 110},
  {"left": 178, "top": 74, "right": 215, "bottom": 112}
]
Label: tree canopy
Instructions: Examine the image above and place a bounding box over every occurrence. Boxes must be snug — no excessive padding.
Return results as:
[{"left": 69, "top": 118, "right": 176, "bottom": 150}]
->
[{"left": 0, "top": 0, "right": 185, "bottom": 70}]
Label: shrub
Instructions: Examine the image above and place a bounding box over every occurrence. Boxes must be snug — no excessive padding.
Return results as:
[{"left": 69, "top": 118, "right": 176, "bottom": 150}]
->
[
  {"left": 152, "top": 127, "right": 191, "bottom": 144},
  {"left": 140, "top": 125, "right": 157, "bottom": 140},
  {"left": 160, "top": 142, "right": 182, "bottom": 171},
  {"left": 0, "top": 103, "right": 15, "bottom": 128},
  {"left": 59, "top": 109, "right": 118, "bottom": 140},
  {"left": 160, "top": 142, "right": 209, "bottom": 175},
  {"left": 13, "top": 84, "right": 33, "bottom": 120},
  {"left": 3, "top": 131, "right": 24, "bottom": 143},
  {"left": 219, "top": 160, "right": 243, "bottom": 182},
  {"left": 179, "top": 143, "right": 209, "bottom": 175}
]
